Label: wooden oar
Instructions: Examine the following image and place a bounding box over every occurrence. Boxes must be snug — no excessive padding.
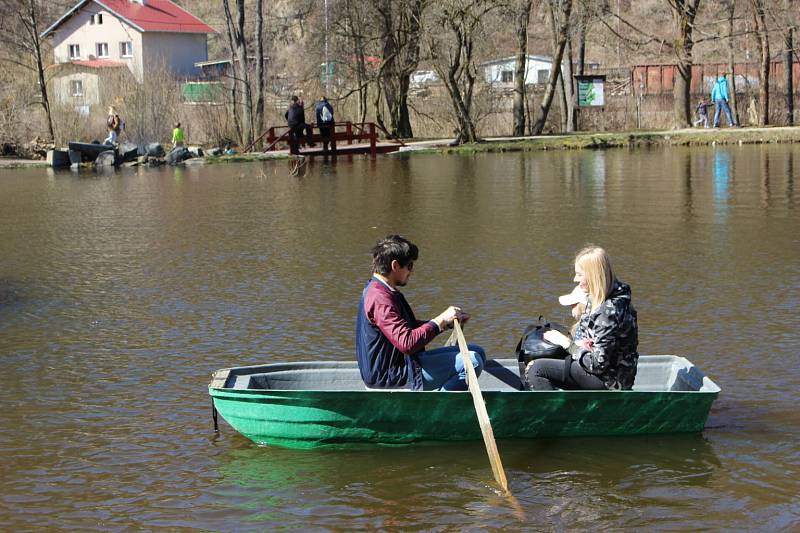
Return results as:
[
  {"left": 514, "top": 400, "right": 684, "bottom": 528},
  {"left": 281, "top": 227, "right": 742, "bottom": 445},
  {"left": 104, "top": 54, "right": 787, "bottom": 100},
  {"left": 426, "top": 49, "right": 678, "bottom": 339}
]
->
[{"left": 453, "top": 318, "right": 509, "bottom": 493}]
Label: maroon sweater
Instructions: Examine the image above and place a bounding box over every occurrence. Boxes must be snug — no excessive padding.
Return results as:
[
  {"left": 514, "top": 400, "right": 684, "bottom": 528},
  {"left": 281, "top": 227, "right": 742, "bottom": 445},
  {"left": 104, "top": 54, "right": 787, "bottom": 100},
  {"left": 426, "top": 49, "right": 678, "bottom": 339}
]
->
[{"left": 356, "top": 277, "right": 440, "bottom": 389}]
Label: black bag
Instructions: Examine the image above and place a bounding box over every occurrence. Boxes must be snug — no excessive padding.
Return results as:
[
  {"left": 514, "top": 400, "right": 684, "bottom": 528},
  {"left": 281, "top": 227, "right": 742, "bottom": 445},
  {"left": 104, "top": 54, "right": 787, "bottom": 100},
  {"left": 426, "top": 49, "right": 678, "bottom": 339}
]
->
[{"left": 516, "top": 316, "right": 570, "bottom": 388}]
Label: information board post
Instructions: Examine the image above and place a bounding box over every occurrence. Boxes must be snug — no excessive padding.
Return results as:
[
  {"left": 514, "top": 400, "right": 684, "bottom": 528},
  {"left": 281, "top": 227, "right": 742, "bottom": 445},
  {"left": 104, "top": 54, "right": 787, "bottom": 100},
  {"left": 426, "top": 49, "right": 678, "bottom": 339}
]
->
[{"left": 575, "top": 75, "right": 606, "bottom": 131}]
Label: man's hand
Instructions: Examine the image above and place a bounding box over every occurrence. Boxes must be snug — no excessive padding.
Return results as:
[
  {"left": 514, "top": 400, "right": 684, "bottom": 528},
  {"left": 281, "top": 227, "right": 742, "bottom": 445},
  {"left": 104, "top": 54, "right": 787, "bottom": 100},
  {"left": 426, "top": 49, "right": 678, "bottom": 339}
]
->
[{"left": 435, "top": 306, "right": 470, "bottom": 331}]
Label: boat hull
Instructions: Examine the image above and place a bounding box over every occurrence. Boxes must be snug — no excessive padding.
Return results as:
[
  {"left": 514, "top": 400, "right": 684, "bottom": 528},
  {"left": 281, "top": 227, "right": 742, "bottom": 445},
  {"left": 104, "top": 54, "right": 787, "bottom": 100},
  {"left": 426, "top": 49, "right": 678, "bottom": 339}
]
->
[{"left": 209, "top": 356, "right": 720, "bottom": 449}]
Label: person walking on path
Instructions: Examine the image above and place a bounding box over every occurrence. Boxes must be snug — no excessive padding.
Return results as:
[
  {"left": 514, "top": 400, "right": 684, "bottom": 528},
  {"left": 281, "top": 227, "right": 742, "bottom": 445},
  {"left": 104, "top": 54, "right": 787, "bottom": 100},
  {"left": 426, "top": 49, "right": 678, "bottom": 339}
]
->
[
  {"left": 693, "top": 99, "right": 712, "bottom": 128},
  {"left": 356, "top": 234, "right": 486, "bottom": 391},
  {"left": 172, "top": 122, "right": 185, "bottom": 148},
  {"left": 711, "top": 74, "right": 737, "bottom": 127},
  {"left": 314, "top": 96, "right": 336, "bottom": 154},
  {"left": 285, "top": 95, "right": 315, "bottom": 155}
]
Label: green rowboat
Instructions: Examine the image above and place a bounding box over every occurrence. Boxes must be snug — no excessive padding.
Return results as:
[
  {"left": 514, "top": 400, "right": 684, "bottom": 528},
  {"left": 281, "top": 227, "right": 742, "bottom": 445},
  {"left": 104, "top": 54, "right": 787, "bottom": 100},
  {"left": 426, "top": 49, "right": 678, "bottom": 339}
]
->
[{"left": 208, "top": 356, "right": 721, "bottom": 449}]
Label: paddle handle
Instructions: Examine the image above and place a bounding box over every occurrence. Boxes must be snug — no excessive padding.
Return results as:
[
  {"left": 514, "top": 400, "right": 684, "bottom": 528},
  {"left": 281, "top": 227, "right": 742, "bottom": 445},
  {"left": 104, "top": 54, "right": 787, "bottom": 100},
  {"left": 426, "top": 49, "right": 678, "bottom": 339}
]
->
[{"left": 453, "top": 319, "right": 509, "bottom": 493}]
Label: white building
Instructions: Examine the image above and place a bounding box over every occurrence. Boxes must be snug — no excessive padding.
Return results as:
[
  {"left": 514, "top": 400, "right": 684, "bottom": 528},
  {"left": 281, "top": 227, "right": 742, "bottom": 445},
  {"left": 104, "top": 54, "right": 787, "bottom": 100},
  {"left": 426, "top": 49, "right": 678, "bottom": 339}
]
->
[
  {"left": 480, "top": 55, "right": 555, "bottom": 86},
  {"left": 41, "top": 0, "right": 215, "bottom": 106}
]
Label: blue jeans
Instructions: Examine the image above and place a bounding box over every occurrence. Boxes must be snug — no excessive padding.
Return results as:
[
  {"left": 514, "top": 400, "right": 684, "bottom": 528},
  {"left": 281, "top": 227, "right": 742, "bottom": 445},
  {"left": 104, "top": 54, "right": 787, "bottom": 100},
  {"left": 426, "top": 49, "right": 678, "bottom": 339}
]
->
[
  {"left": 714, "top": 99, "right": 735, "bottom": 127},
  {"left": 417, "top": 344, "right": 486, "bottom": 391}
]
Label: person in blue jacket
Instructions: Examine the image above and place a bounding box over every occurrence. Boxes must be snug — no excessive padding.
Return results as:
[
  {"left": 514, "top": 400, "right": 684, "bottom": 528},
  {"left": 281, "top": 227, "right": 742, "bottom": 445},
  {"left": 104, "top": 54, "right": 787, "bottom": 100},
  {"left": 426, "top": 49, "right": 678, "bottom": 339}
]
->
[{"left": 711, "top": 74, "right": 737, "bottom": 128}]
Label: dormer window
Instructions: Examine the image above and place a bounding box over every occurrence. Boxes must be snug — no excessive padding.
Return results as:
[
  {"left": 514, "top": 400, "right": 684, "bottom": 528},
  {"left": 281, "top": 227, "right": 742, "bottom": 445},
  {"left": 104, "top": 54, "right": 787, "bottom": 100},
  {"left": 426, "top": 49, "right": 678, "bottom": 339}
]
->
[
  {"left": 96, "top": 42, "right": 109, "bottom": 58},
  {"left": 90, "top": 14, "right": 103, "bottom": 24},
  {"left": 68, "top": 44, "right": 80, "bottom": 59}
]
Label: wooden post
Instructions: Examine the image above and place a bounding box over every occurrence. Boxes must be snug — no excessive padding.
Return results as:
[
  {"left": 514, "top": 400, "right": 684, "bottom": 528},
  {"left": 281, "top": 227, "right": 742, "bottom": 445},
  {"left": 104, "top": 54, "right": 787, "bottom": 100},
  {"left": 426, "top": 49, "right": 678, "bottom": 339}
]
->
[
  {"left": 346, "top": 122, "right": 353, "bottom": 145},
  {"left": 369, "top": 123, "right": 376, "bottom": 158},
  {"left": 266, "top": 128, "right": 275, "bottom": 151}
]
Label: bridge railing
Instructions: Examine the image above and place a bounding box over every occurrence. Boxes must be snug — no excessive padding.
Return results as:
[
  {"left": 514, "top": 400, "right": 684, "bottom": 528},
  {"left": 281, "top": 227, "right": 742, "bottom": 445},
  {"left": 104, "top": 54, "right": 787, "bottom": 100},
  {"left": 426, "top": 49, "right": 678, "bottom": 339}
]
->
[{"left": 262, "top": 122, "right": 377, "bottom": 156}]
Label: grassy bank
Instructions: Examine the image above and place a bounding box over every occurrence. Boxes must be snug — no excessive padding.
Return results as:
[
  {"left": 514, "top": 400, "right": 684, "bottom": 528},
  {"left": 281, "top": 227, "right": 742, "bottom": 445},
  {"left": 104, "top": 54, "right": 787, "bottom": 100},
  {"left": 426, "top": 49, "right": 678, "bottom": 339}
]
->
[
  {"left": 407, "top": 126, "right": 800, "bottom": 156},
  {"left": 4, "top": 126, "right": 800, "bottom": 170}
]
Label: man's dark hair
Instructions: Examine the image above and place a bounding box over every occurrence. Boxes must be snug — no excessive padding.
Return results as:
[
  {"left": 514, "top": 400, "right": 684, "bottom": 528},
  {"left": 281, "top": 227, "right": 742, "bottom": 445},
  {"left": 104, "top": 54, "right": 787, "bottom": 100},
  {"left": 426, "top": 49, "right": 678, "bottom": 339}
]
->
[
  {"left": 372, "top": 235, "right": 418, "bottom": 275},
  {"left": 291, "top": 95, "right": 299, "bottom": 102}
]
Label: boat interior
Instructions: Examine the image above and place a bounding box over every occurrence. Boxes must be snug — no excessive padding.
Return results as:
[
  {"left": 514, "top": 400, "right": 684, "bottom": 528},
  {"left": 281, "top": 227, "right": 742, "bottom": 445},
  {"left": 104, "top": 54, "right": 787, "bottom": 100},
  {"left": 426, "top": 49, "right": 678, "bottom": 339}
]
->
[{"left": 213, "top": 356, "right": 721, "bottom": 394}]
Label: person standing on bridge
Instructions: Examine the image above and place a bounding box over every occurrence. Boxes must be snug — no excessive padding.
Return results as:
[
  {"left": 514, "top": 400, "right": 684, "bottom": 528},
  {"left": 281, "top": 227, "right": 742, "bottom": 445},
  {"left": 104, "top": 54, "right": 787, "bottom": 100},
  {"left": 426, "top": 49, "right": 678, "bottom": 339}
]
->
[
  {"left": 315, "top": 96, "right": 336, "bottom": 154},
  {"left": 285, "top": 95, "right": 315, "bottom": 155}
]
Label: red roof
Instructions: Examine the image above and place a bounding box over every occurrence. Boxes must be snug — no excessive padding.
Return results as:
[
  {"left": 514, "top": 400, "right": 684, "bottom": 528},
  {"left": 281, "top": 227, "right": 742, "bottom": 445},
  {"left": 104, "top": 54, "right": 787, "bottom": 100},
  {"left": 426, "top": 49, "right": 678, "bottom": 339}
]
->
[
  {"left": 97, "top": 0, "right": 215, "bottom": 33},
  {"left": 42, "top": 0, "right": 215, "bottom": 37}
]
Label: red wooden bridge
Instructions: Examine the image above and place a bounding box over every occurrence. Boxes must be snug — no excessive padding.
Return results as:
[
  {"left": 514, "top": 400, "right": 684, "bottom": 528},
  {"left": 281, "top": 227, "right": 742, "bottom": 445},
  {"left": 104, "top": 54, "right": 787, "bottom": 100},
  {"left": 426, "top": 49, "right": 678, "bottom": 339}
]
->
[{"left": 248, "top": 122, "right": 403, "bottom": 157}]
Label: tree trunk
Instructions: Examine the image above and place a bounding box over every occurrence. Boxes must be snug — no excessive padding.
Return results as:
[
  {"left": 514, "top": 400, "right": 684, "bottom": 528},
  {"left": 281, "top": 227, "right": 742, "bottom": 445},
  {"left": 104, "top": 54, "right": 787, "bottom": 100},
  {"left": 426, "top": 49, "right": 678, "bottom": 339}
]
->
[
  {"left": 378, "top": 0, "right": 423, "bottom": 139},
  {"left": 752, "top": 0, "right": 769, "bottom": 125},
  {"left": 785, "top": 28, "right": 794, "bottom": 126},
  {"left": 563, "top": 31, "right": 576, "bottom": 132},
  {"left": 574, "top": 9, "right": 586, "bottom": 131},
  {"left": 513, "top": 0, "right": 533, "bottom": 136},
  {"left": 533, "top": 0, "right": 572, "bottom": 135},
  {"left": 726, "top": 1, "right": 740, "bottom": 125},
  {"left": 344, "top": 0, "right": 369, "bottom": 123},
  {"left": 668, "top": 0, "right": 700, "bottom": 128},
  {"left": 223, "top": 0, "right": 253, "bottom": 147},
  {"left": 254, "top": 0, "right": 266, "bottom": 143},
  {"left": 548, "top": 1, "right": 568, "bottom": 132},
  {"left": 26, "top": 0, "right": 54, "bottom": 142}
]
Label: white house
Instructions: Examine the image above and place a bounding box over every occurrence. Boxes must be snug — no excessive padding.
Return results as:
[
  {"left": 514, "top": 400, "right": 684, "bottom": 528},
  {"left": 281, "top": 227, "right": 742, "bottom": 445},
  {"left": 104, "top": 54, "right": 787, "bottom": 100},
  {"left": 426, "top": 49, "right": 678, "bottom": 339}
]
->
[
  {"left": 480, "top": 55, "right": 556, "bottom": 86},
  {"left": 41, "top": 0, "right": 214, "bottom": 106}
]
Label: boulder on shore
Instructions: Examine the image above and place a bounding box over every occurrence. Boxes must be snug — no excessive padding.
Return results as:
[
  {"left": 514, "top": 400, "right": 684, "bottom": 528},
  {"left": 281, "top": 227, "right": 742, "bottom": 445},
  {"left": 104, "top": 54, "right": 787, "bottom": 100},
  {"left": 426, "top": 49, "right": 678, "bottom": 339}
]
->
[
  {"left": 145, "top": 143, "right": 165, "bottom": 158},
  {"left": 188, "top": 146, "right": 204, "bottom": 157},
  {"left": 95, "top": 150, "right": 116, "bottom": 167},
  {"left": 47, "top": 150, "right": 70, "bottom": 168},
  {"left": 206, "top": 147, "right": 222, "bottom": 156},
  {"left": 119, "top": 143, "right": 139, "bottom": 162},
  {"left": 165, "top": 146, "right": 193, "bottom": 165}
]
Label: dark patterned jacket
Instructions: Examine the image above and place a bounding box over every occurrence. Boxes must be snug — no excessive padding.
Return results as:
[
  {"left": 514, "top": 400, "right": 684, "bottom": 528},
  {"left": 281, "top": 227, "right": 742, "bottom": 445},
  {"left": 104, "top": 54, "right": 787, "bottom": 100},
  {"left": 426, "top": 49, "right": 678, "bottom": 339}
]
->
[{"left": 575, "top": 279, "right": 639, "bottom": 390}]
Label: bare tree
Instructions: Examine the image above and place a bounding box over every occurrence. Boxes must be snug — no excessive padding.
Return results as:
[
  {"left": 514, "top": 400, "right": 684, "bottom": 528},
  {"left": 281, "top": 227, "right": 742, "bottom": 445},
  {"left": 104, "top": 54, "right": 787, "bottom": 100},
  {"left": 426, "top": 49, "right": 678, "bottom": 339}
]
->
[
  {"left": 723, "top": 0, "right": 741, "bottom": 125},
  {"left": 784, "top": 26, "right": 793, "bottom": 125},
  {"left": 254, "top": 0, "right": 266, "bottom": 139},
  {"left": 376, "top": 0, "right": 427, "bottom": 138},
  {"left": 509, "top": 0, "right": 535, "bottom": 136},
  {"left": 532, "top": 0, "right": 572, "bottom": 135},
  {"left": 223, "top": 0, "right": 254, "bottom": 147},
  {"left": 340, "top": 0, "right": 371, "bottom": 123},
  {"left": 0, "top": 0, "right": 55, "bottom": 141},
  {"left": 750, "top": 0, "right": 770, "bottom": 125},
  {"left": 427, "top": 0, "right": 498, "bottom": 144},
  {"left": 667, "top": 0, "right": 701, "bottom": 128}
]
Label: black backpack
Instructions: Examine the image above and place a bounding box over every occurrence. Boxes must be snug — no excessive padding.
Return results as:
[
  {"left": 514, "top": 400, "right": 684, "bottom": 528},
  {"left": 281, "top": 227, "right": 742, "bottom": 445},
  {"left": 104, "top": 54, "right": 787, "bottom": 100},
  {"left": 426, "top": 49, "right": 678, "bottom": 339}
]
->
[{"left": 515, "top": 316, "right": 570, "bottom": 388}]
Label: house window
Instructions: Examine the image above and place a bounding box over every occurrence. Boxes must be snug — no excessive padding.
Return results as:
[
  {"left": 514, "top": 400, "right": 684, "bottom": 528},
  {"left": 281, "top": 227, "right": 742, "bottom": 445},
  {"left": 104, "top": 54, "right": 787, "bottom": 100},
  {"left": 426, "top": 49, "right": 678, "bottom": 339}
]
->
[
  {"left": 90, "top": 14, "right": 103, "bottom": 24},
  {"left": 120, "top": 41, "right": 133, "bottom": 58},
  {"left": 501, "top": 70, "right": 514, "bottom": 83},
  {"left": 70, "top": 80, "right": 83, "bottom": 97},
  {"left": 537, "top": 69, "right": 550, "bottom": 84},
  {"left": 96, "top": 43, "right": 109, "bottom": 58},
  {"left": 68, "top": 44, "right": 80, "bottom": 59}
]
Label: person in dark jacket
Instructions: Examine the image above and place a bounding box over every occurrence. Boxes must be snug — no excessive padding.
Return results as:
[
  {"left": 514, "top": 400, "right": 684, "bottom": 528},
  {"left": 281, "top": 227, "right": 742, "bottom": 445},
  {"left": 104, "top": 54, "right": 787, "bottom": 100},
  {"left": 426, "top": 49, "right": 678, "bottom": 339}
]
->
[
  {"left": 356, "top": 235, "right": 486, "bottom": 390},
  {"left": 285, "top": 95, "right": 315, "bottom": 154},
  {"left": 314, "top": 96, "right": 336, "bottom": 154},
  {"left": 527, "top": 245, "right": 639, "bottom": 391}
]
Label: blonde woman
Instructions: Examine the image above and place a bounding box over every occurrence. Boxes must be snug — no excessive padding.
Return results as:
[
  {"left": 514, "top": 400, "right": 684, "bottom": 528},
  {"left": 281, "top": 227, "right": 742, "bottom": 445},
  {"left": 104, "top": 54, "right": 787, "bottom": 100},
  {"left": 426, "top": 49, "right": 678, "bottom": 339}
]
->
[{"left": 527, "top": 246, "right": 639, "bottom": 391}]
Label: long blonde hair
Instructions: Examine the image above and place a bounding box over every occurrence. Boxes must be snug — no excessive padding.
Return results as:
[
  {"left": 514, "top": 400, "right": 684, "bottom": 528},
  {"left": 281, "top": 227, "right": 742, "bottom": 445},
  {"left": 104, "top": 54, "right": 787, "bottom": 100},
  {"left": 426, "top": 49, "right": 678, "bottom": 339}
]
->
[{"left": 575, "top": 246, "right": 614, "bottom": 312}]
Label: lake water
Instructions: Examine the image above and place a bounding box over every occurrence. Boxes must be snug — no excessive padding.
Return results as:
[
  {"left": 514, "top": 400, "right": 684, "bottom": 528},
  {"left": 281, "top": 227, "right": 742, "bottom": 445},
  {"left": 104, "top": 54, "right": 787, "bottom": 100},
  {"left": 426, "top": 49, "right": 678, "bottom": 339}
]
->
[{"left": 1, "top": 146, "right": 798, "bottom": 531}]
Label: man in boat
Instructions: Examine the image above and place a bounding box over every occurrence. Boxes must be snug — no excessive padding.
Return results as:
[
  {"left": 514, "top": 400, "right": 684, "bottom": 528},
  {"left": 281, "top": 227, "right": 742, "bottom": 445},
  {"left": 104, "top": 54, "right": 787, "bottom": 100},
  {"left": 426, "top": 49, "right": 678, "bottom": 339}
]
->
[{"left": 356, "top": 235, "right": 486, "bottom": 390}]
